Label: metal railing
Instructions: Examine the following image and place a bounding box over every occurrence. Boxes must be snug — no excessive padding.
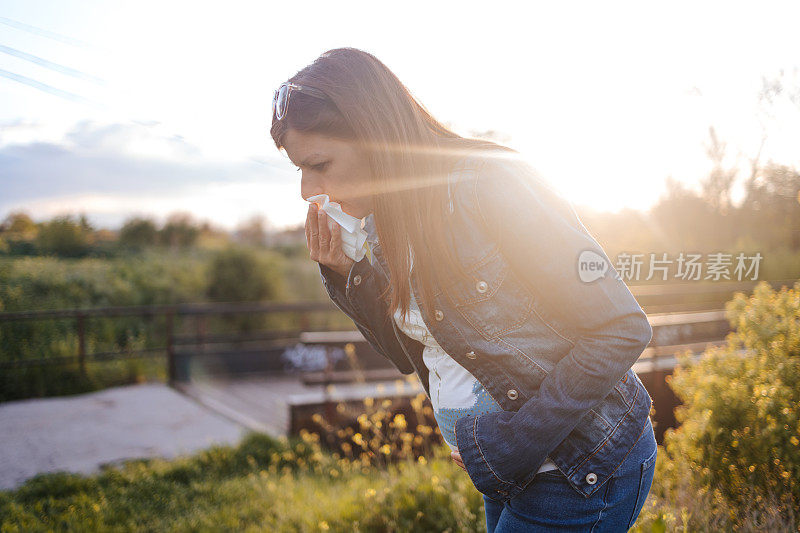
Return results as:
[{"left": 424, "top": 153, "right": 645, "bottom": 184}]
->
[
  {"left": 0, "top": 279, "right": 794, "bottom": 383},
  {"left": 0, "top": 301, "right": 337, "bottom": 383}
]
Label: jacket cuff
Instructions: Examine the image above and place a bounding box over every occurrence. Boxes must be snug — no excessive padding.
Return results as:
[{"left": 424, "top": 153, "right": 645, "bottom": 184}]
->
[
  {"left": 454, "top": 412, "right": 536, "bottom": 502},
  {"left": 319, "top": 261, "right": 366, "bottom": 321},
  {"left": 319, "top": 262, "right": 347, "bottom": 299}
]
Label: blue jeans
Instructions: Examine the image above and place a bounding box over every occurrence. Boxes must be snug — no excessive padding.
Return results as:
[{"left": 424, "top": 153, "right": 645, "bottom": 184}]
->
[{"left": 483, "top": 416, "right": 657, "bottom": 532}]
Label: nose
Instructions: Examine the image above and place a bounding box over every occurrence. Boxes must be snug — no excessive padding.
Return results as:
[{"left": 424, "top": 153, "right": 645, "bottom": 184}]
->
[{"left": 300, "top": 172, "right": 324, "bottom": 202}]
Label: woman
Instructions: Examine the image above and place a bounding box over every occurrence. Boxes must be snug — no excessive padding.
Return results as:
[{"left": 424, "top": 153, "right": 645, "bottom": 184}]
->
[{"left": 270, "top": 47, "right": 658, "bottom": 532}]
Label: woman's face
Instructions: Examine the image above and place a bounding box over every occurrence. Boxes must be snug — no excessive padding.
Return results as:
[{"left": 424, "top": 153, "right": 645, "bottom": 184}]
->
[{"left": 282, "top": 128, "right": 374, "bottom": 219}]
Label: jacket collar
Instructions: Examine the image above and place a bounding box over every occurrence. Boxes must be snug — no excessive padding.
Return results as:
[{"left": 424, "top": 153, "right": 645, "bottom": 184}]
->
[{"left": 363, "top": 212, "right": 379, "bottom": 246}]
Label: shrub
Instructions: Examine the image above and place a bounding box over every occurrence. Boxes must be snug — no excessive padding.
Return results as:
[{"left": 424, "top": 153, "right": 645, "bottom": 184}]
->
[
  {"left": 664, "top": 280, "right": 800, "bottom": 521},
  {"left": 205, "top": 246, "right": 286, "bottom": 332},
  {"left": 206, "top": 246, "right": 283, "bottom": 303}
]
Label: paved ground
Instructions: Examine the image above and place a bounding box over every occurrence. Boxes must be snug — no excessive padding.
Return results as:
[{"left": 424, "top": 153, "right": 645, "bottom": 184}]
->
[{"left": 0, "top": 383, "right": 245, "bottom": 490}]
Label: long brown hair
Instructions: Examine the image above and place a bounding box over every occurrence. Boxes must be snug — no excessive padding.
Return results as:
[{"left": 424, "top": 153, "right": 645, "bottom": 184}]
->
[{"left": 271, "top": 47, "right": 515, "bottom": 323}]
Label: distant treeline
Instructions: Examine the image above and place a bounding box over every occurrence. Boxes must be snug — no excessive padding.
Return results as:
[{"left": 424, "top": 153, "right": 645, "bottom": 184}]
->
[
  {"left": 2, "top": 135, "right": 798, "bottom": 271},
  {"left": 578, "top": 145, "right": 800, "bottom": 282},
  {"left": 0, "top": 211, "right": 303, "bottom": 259},
  {"left": 581, "top": 160, "right": 800, "bottom": 259}
]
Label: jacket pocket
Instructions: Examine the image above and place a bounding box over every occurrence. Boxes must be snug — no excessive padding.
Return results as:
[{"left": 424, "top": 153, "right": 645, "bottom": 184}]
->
[
  {"left": 614, "top": 368, "right": 648, "bottom": 408},
  {"left": 445, "top": 250, "right": 535, "bottom": 340},
  {"left": 628, "top": 442, "right": 657, "bottom": 529}
]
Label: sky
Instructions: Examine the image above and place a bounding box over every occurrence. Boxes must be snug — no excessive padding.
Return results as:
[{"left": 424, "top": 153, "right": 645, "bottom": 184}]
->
[{"left": 1, "top": 1, "right": 799, "bottom": 231}]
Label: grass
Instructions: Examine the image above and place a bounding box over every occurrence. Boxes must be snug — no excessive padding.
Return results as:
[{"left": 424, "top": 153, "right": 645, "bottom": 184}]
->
[
  {"left": 1, "top": 390, "right": 796, "bottom": 532},
  {"left": 0, "top": 432, "right": 485, "bottom": 532}
]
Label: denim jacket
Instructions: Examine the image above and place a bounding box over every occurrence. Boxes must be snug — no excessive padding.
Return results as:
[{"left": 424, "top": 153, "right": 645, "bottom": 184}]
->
[{"left": 317, "top": 154, "right": 654, "bottom": 503}]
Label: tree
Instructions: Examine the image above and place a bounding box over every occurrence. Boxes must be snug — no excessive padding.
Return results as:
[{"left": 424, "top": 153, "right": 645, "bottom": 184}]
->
[
  {"left": 119, "top": 217, "right": 159, "bottom": 250},
  {"left": 649, "top": 176, "right": 716, "bottom": 252},
  {"left": 234, "top": 215, "right": 270, "bottom": 247},
  {"left": 159, "top": 212, "right": 199, "bottom": 249},
  {"left": 35, "top": 215, "right": 91, "bottom": 257},
  {"left": 1, "top": 211, "right": 38, "bottom": 239},
  {"left": 700, "top": 126, "right": 737, "bottom": 215},
  {"left": 740, "top": 163, "right": 800, "bottom": 250}
]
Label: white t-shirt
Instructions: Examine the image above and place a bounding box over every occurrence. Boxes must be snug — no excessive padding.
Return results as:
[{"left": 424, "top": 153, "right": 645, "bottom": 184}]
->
[{"left": 391, "top": 250, "right": 558, "bottom": 473}]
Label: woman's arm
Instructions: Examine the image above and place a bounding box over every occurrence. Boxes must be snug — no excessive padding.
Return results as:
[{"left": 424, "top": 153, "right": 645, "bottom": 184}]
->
[
  {"left": 309, "top": 203, "right": 415, "bottom": 375},
  {"left": 319, "top": 259, "right": 416, "bottom": 375},
  {"left": 453, "top": 156, "right": 653, "bottom": 501}
]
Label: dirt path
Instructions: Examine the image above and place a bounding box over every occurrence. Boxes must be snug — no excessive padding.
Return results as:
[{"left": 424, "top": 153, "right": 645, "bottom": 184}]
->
[{"left": 0, "top": 383, "right": 244, "bottom": 490}]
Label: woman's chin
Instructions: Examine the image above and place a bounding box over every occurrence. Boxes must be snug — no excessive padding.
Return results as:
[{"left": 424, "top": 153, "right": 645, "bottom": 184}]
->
[{"left": 340, "top": 202, "right": 360, "bottom": 218}]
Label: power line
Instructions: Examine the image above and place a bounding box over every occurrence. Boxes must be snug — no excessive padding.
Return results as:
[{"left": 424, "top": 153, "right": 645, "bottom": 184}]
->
[
  {"left": 0, "top": 16, "right": 93, "bottom": 48},
  {"left": 0, "top": 68, "right": 96, "bottom": 106},
  {"left": 0, "top": 44, "right": 105, "bottom": 85}
]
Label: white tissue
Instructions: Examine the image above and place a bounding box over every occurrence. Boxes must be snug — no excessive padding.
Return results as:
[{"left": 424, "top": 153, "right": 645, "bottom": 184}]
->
[{"left": 306, "top": 193, "right": 369, "bottom": 262}]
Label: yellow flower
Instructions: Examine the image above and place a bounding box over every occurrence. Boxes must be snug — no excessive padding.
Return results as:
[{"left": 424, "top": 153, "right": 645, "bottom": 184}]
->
[
  {"left": 393, "top": 414, "right": 407, "bottom": 430},
  {"left": 319, "top": 521, "right": 330, "bottom": 530}
]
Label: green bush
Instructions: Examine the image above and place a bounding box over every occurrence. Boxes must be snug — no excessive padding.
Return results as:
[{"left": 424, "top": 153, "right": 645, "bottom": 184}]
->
[
  {"left": 206, "top": 246, "right": 283, "bottom": 303},
  {"left": 205, "top": 245, "right": 287, "bottom": 332},
  {"left": 663, "top": 280, "right": 800, "bottom": 521}
]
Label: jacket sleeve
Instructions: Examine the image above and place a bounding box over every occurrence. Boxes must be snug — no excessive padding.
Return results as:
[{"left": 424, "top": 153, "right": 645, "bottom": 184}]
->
[
  {"left": 454, "top": 156, "right": 653, "bottom": 501},
  {"left": 318, "top": 260, "right": 415, "bottom": 375},
  {"left": 319, "top": 261, "right": 364, "bottom": 321}
]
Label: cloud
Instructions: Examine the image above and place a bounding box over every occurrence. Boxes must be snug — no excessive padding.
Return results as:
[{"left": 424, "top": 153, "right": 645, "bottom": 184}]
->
[{"left": 0, "top": 120, "right": 299, "bottom": 230}]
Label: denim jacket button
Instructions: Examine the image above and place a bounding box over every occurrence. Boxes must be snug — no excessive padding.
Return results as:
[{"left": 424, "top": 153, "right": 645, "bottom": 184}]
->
[
  {"left": 353, "top": 274, "right": 362, "bottom": 286},
  {"left": 465, "top": 350, "right": 477, "bottom": 359},
  {"left": 585, "top": 472, "right": 597, "bottom": 485},
  {"left": 476, "top": 280, "right": 488, "bottom": 293},
  {"left": 434, "top": 309, "right": 444, "bottom": 321},
  {"left": 506, "top": 389, "right": 518, "bottom": 400}
]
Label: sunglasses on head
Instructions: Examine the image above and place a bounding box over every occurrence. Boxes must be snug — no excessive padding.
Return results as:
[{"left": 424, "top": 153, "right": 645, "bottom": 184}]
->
[{"left": 272, "top": 82, "right": 329, "bottom": 121}]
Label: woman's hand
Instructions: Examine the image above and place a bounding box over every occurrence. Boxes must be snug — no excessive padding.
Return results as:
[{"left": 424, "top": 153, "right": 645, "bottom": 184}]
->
[
  {"left": 451, "top": 450, "right": 467, "bottom": 472},
  {"left": 306, "top": 202, "right": 355, "bottom": 279}
]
